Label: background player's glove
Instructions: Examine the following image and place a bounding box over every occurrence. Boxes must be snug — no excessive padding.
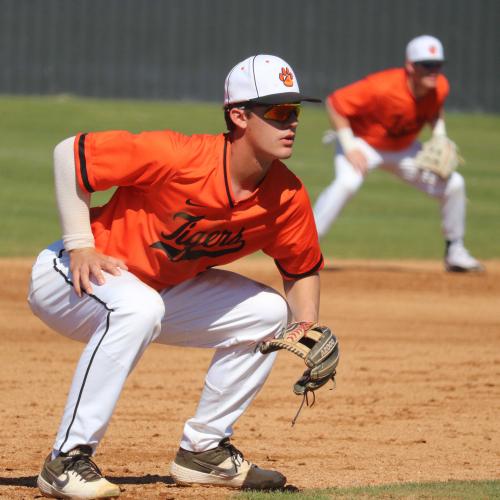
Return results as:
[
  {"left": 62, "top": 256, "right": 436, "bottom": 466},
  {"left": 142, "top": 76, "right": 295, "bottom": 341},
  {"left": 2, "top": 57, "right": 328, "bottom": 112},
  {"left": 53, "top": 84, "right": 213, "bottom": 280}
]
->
[
  {"left": 414, "top": 136, "right": 464, "bottom": 179},
  {"left": 259, "top": 321, "right": 339, "bottom": 397}
]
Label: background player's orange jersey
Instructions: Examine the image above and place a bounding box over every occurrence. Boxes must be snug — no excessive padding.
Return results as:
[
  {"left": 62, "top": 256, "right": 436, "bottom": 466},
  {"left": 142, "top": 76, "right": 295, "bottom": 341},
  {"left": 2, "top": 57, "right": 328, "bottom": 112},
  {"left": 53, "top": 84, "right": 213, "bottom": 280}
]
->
[
  {"left": 74, "top": 130, "right": 323, "bottom": 290},
  {"left": 329, "top": 68, "right": 449, "bottom": 151}
]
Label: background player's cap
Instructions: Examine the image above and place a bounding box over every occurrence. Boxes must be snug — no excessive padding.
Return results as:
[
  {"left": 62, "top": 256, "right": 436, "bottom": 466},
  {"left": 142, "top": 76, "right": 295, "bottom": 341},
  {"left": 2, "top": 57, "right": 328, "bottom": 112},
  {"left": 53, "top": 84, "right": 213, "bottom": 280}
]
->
[
  {"left": 406, "top": 35, "right": 445, "bottom": 63},
  {"left": 224, "top": 54, "right": 321, "bottom": 106}
]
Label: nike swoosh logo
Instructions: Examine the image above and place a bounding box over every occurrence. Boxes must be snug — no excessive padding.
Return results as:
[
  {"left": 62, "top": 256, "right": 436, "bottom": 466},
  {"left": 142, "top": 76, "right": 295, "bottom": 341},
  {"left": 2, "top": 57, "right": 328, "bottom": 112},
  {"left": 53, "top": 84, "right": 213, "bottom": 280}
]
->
[
  {"left": 185, "top": 199, "right": 209, "bottom": 208},
  {"left": 45, "top": 468, "right": 70, "bottom": 489},
  {"left": 192, "top": 458, "right": 240, "bottom": 478}
]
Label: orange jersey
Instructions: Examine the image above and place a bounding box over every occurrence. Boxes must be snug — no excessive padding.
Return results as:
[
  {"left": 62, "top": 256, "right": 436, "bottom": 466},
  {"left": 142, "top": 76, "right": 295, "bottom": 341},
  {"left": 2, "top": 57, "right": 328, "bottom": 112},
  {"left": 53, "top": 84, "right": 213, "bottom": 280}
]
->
[
  {"left": 74, "top": 130, "right": 323, "bottom": 290},
  {"left": 329, "top": 68, "right": 449, "bottom": 150}
]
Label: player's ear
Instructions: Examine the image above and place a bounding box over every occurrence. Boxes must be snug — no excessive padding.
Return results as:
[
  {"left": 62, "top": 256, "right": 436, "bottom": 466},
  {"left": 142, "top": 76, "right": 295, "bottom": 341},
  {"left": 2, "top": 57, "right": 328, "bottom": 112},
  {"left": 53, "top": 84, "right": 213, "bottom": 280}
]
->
[
  {"left": 229, "top": 107, "right": 249, "bottom": 130},
  {"left": 405, "top": 60, "right": 416, "bottom": 75}
]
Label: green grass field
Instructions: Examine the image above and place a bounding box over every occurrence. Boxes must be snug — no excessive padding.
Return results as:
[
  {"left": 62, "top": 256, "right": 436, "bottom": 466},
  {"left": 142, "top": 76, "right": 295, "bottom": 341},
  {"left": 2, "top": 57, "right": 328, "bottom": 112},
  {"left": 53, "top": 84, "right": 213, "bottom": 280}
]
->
[
  {"left": 235, "top": 479, "right": 500, "bottom": 499},
  {"left": 1, "top": 95, "right": 499, "bottom": 258}
]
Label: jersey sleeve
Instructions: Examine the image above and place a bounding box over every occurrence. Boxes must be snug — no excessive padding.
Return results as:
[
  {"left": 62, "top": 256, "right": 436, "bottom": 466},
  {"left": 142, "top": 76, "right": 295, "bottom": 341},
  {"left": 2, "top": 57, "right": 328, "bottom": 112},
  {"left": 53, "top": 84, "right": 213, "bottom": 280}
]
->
[
  {"left": 329, "top": 76, "right": 376, "bottom": 118},
  {"left": 437, "top": 75, "right": 450, "bottom": 106},
  {"left": 263, "top": 185, "right": 324, "bottom": 280},
  {"left": 74, "top": 130, "right": 189, "bottom": 193}
]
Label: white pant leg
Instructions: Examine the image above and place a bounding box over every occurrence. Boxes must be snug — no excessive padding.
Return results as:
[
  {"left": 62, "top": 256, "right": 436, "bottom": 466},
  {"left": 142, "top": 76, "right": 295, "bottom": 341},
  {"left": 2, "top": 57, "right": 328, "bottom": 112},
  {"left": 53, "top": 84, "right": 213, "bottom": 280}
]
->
[
  {"left": 313, "top": 139, "right": 383, "bottom": 238},
  {"left": 30, "top": 243, "right": 288, "bottom": 455},
  {"left": 28, "top": 242, "right": 165, "bottom": 455},
  {"left": 157, "top": 269, "right": 289, "bottom": 451},
  {"left": 380, "top": 142, "right": 466, "bottom": 241},
  {"left": 441, "top": 173, "right": 466, "bottom": 241}
]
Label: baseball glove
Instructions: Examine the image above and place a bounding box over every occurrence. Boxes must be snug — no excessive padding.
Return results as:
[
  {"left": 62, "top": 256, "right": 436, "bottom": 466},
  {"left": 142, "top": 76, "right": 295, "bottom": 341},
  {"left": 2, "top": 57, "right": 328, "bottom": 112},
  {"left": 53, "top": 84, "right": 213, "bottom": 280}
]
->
[
  {"left": 259, "top": 321, "right": 339, "bottom": 423},
  {"left": 414, "top": 136, "right": 464, "bottom": 179}
]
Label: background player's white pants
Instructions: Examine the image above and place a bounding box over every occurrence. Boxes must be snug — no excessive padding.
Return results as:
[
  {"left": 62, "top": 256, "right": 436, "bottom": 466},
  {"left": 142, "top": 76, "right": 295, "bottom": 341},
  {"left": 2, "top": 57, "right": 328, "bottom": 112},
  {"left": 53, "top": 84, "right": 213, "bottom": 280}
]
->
[
  {"left": 313, "top": 138, "right": 466, "bottom": 241},
  {"left": 28, "top": 242, "right": 287, "bottom": 455}
]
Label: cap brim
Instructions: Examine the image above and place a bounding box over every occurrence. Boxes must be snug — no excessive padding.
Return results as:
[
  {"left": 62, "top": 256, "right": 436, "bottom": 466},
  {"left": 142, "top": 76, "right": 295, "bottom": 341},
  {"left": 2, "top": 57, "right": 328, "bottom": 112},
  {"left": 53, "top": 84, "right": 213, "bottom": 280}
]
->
[
  {"left": 248, "top": 92, "right": 322, "bottom": 105},
  {"left": 411, "top": 59, "right": 445, "bottom": 64}
]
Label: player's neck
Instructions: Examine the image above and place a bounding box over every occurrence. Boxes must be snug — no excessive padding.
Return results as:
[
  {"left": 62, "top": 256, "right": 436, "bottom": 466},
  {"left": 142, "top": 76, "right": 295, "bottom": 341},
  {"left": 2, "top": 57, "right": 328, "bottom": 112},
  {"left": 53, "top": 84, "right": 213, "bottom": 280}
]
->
[
  {"left": 229, "top": 138, "right": 273, "bottom": 200},
  {"left": 407, "top": 75, "right": 431, "bottom": 99}
]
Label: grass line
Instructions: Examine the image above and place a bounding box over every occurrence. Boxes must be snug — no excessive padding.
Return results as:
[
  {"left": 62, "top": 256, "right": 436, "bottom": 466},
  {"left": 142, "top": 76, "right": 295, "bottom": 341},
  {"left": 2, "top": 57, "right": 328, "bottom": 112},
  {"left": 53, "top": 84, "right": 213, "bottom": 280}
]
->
[{"left": 236, "top": 479, "right": 500, "bottom": 499}]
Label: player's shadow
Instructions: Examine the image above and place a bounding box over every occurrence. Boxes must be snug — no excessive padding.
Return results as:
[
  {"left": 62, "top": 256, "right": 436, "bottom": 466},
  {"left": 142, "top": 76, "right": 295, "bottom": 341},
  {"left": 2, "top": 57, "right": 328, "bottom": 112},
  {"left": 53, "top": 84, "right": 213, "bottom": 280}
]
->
[
  {"left": 109, "top": 474, "right": 174, "bottom": 485},
  {"left": 0, "top": 476, "right": 37, "bottom": 487},
  {"left": 0, "top": 474, "right": 299, "bottom": 492},
  {"left": 110, "top": 476, "right": 300, "bottom": 492},
  {"left": 0, "top": 474, "right": 173, "bottom": 488}
]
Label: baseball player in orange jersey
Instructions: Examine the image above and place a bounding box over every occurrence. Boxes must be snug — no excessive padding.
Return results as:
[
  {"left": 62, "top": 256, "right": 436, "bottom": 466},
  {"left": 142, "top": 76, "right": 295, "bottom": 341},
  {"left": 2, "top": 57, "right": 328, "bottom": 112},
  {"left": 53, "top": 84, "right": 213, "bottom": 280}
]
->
[
  {"left": 28, "top": 54, "right": 324, "bottom": 498},
  {"left": 314, "top": 35, "right": 482, "bottom": 272}
]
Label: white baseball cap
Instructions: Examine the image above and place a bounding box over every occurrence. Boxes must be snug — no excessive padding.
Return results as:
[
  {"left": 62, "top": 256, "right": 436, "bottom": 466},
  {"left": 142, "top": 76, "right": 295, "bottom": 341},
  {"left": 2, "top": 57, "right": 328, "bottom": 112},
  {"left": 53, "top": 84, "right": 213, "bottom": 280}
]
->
[
  {"left": 406, "top": 35, "right": 445, "bottom": 63},
  {"left": 224, "top": 54, "right": 321, "bottom": 106}
]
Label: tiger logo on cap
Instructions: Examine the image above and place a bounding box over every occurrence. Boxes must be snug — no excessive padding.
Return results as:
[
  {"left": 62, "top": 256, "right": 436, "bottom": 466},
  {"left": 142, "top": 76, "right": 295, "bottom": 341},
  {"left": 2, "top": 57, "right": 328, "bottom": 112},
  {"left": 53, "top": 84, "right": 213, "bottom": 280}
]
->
[{"left": 279, "top": 67, "right": 294, "bottom": 87}]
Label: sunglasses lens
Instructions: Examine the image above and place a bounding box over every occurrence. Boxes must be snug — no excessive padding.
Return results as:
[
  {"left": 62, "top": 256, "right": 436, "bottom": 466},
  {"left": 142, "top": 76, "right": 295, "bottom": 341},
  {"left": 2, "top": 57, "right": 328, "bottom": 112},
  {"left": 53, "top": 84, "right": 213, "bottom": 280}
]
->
[
  {"left": 419, "top": 62, "right": 442, "bottom": 70},
  {"left": 263, "top": 104, "right": 301, "bottom": 122}
]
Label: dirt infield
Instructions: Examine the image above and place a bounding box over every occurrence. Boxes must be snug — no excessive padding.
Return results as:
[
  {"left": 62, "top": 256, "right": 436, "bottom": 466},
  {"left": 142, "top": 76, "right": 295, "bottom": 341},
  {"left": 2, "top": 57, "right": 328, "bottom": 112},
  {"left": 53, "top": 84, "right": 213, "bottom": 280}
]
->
[{"left": 1, "top": 257, "right": 499, "bottom": 499}]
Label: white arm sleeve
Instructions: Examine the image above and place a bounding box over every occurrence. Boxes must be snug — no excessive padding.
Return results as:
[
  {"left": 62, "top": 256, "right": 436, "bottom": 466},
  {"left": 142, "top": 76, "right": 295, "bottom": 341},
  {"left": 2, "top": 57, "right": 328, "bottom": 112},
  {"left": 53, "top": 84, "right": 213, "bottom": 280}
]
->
[
  {"left": 337, "top": 127, "right": 357, "bottom": 152},
  {"left": 432, "top": 117, "right": 447, "bottom": 137},
  {"left": 54, "top": 137, "right": 95, "bottom": 251}
]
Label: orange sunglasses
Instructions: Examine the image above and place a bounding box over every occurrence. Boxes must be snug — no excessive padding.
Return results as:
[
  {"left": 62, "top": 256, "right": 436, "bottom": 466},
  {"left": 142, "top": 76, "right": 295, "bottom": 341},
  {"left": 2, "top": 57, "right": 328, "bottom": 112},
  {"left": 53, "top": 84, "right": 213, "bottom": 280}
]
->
[{"left": 262, "top": 103, "right": 301, "bottom": 122}]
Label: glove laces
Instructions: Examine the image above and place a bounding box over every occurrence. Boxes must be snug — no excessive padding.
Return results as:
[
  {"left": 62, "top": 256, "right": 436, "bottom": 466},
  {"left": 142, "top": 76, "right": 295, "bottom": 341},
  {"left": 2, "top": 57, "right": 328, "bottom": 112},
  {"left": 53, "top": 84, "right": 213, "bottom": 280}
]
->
[
  {"left": 291, "top": 377, "right": 337, "bottom": 427},
  {"left": 291, "top": 390, "right": 315, "bottom": 427}
]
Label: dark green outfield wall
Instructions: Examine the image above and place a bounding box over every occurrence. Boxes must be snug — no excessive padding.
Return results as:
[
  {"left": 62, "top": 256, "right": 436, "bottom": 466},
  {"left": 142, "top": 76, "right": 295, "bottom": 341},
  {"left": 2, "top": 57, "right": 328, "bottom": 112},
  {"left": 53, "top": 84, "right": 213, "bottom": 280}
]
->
[{"left": 1, "top": 0, "right": 498, "bottom": 111}]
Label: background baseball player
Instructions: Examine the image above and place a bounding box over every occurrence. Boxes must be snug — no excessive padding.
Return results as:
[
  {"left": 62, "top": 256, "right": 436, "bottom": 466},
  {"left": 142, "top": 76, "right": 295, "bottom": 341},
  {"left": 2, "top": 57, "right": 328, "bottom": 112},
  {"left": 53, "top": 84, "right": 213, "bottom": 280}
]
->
[
  {"left": 28, "top": 55, "right": 327, "bottom": 498},
  {"left": 313, "top": 35, "right": 482, "bottom": 272}
]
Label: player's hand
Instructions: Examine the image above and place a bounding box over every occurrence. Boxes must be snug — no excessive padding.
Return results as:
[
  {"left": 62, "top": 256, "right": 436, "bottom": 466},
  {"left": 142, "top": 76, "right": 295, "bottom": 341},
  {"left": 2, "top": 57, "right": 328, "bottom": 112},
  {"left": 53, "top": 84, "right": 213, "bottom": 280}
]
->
[
  {"left": 346, "top": 148, "right": 369, "bottom": 175},
  {"left": 69, "top": 247, "right": 128, "bottom": 297}
]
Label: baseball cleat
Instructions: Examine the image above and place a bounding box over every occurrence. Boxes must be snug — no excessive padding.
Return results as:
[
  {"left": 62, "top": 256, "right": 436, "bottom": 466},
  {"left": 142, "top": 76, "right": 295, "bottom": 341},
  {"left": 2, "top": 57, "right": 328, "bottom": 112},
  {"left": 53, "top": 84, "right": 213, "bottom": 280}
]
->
[
  {"left": 445, "top": 241, "right": 484, "bottom": 273},
  {"left": 37, "top": 445, "right": 120, "bottom": 499},
  {"left": 170, "top": 437, "right": 286, "bottom": 490}
]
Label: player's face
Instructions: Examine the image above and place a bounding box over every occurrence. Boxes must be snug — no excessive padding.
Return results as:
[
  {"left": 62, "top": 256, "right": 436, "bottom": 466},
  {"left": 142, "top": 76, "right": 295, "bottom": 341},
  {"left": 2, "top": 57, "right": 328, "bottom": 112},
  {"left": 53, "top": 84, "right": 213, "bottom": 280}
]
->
[
  {"left": 245, "top": 103, "right": 300, "bottom": 160},
  {"left": 409, "top": 61, "right": 443, "bottom": 90}
]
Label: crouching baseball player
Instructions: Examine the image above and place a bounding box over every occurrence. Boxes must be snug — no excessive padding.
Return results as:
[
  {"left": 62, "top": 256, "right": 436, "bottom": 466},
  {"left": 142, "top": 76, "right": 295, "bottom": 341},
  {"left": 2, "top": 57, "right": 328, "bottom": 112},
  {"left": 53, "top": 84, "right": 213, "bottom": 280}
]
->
[
  {"left": 28, "top": 55, "right": 337, "bottom": 498},
  {"left": 314, "top": 35, "right": 483, "bottom": 272}
]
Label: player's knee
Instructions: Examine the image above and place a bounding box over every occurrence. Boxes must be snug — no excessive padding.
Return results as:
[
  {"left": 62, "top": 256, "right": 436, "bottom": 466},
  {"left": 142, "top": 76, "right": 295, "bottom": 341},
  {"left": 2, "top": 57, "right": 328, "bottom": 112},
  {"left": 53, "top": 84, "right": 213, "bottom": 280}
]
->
[
  {"left": 254, "top": 289, "right": 288, "bottom": 339},
  {"left": 445, "top": 172, "right": 465, "bottom": 197},
  {"left": 132, "top": 294, "right": 165, "bottom": 332},
  {"left": 336, "top": 173, "right": 363, "bottom": 197},
  {"left": 113, "top": 291, "right": 165, "bottom": 342}
]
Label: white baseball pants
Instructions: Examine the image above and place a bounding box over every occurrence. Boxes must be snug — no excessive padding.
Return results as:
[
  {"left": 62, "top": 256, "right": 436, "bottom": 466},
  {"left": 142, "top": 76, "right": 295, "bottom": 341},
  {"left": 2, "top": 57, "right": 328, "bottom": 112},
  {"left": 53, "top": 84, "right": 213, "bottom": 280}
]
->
[
  {"left": 28, "top": 242, "right": 287, "bottom": 456},
  {"left": 313, "top": 138, "right": 467, "bottom": 240}
]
